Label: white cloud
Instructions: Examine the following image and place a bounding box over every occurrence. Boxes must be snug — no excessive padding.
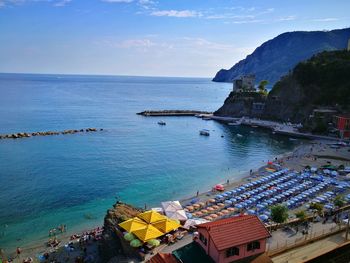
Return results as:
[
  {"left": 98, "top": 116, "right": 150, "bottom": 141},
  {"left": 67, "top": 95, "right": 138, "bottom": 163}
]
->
[
  {"left": 276, "top": 15, "right": 296, "bottom": 21},
  {"left": 150, "top": 9, "right": 202, "bottom": 18},
  {"left": 311, "top": 18, "right": 338, "bottom": 22},
  {"left": 54, "top": 0, "right": 71, "bottom": 7}
]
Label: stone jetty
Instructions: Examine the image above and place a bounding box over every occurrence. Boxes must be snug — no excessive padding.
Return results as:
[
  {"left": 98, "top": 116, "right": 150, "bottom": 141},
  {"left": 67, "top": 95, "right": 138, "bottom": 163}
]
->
[
  {"left": 137, "top": 110, "right": 212, "bottom": 116},
  {"left": 0, "top": 128, "right": 103, "bottom": 140}
]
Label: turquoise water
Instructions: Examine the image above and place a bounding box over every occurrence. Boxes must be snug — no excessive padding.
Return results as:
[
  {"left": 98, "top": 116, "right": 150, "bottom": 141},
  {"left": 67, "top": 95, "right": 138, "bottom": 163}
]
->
[{"left": 0, "top": 74, "right": 298, "bottom": 251}]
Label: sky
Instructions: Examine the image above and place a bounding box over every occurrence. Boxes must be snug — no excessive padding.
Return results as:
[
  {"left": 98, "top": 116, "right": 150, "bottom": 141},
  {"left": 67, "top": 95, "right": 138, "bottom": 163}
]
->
[{"left": 0, "top": 0, "right": 349, "bottom": 77}]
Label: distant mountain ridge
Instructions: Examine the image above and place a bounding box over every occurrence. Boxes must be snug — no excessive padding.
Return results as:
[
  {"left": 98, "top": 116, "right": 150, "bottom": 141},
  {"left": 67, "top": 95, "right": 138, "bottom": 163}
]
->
[{"left": 213, "top": 28, "right": 350, "bottom": 85}]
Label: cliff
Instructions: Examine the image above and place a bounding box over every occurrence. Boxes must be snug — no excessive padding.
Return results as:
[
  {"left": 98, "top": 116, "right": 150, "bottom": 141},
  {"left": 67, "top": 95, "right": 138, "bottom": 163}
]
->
[
  {"left": 99, "top": 202, "right": 143, "bottom": 262},
  {"left": 213, "top": 28, "right": 350, "bottom": 85},
  {"left": 215, "top": 50, "right": 350, "bottom": 124}
]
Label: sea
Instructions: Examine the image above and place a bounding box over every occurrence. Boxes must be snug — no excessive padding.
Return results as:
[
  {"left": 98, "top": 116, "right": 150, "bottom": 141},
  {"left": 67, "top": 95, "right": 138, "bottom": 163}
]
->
[{"left": 0, "top": 73, "right": 299, "bottom": 252}]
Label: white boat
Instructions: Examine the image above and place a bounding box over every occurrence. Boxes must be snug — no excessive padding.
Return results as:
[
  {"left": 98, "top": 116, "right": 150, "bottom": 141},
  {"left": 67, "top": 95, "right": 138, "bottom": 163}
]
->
[
  {"left": 200, "top": 129, "right": 210, "bottom": 136},
  {"left": 157, "top": 121, "right": 166, "bottom": 125},
  {"left": 236, "top": 133, "right": 243, "bottom": 138}
]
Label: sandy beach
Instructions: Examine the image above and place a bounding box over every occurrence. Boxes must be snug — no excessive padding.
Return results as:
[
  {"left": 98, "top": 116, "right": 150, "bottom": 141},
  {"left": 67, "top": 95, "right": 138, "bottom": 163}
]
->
[{"left": 2, "top": 139, "right": 349, "bottom": 263}]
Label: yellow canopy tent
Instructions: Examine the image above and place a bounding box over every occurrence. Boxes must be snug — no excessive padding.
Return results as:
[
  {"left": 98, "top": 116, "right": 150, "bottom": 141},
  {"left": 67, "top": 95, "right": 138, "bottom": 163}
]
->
[
  {"left": 151, "top": 218, "right": 180, "bottom": 233},
  {"left": 119, "top": 217, "right": 148, "bottom": 232},
  {"left": 137, "top": 210, "right": 165, "bottom": 224},
  {"left": 133, "top": 224, "right": 164, "bottom": 242}
]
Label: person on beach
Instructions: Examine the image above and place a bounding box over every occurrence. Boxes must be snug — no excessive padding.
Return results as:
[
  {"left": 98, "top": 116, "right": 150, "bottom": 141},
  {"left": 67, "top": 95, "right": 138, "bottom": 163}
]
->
[
  {"left": 196, "top": 191, "right": 199, "bottom": 197},
  {"left": 227, "top": 179, "right": 229, "bottom": 185},
  {"left": 16, "top": 247, "right": 21, "bottom": 258}
]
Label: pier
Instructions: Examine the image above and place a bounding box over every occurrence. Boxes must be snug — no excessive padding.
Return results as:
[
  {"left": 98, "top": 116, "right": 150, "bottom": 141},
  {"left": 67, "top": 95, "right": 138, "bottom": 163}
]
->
[{"left": 137, "top": 110, "right": 212, "bottom": 116}]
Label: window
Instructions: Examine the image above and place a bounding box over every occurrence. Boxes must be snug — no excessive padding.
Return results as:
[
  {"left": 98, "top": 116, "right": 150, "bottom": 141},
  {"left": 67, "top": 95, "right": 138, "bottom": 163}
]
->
[
  {"left": 226, "top": 247, "right": 239, "bottom": 257},
  {"left": 247, "top": 241, "right": 260, "bottom": 251},
  {"left": 199, "top": 233, "right": 207, "bottom": 246}
]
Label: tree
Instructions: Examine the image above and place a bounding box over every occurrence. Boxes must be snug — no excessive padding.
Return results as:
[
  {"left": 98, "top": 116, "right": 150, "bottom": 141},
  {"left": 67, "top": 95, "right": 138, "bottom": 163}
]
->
[
  {"left": 294, "top": 210, "right": 307, "bottom": 233},
  {"left": 295, "top": 210, "right": 307, "bottom": 221},
  {"left": 334, "top": 195, "right": 345, "bottom": 208},
  {"left": 310, "top": 203, "right": 324, "bottom": 216},
  {"left": 258, "top": 80, "right": 269, "bottom": 95},
  {"left": 271, "top": 205, "right": 288, "bottom": 228}
]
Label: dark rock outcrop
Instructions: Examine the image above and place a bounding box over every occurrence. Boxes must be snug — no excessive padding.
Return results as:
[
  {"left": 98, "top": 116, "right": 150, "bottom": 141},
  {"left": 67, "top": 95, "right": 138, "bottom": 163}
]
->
[
  {"left": 213, "top": 28, "right": 350, "bottom": 85},
  {"left": 99, "top": 202, "right": 142, "bottom": 262}
]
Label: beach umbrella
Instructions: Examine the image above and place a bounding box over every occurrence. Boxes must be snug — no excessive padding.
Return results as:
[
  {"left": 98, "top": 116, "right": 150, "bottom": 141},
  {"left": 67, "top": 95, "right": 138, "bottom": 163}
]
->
[
  {"left": 215, "top": 195, "right": 224, "bottom": 199},
  {"left": 221, "top": 209, "right": 229, "bottom": 214},
  {"left": 195, "top": 211, "right": 203, "bottom": 217},
  {"left": 235, "top": 204, "right": 243, "bottom": 209},
  {"left": 166, "top": 209, "right": 188, "bottom": 221},
  {"left": 227, "top": 207, "right": 235, "bottom": 212},
  {"left": 257, "top": 204, "right": 265, "bottom": 209},
  {"left": 204, "top": 216, "right": 213, "bottom": 221},
  {"left": 208, "top": 199, "right": 216, "bottom": 203},
  {"left": 212, "top": 205, "right": 219, "bottom": 210},
  {"left": 161, "top": 201, "right": 183, "bottom": 213},
  {"left": 193, "top": 204, "right": 200, "bottom": 209},
  {"left": 201, "top": 209, "right": 208, "bottom": 214},
  {"left": 207, "top": 207, "right": 214, "bottom": 212},
  {"left": 217, "top": 203, "right": 225, "bottom": 208},
  {"left": 230, "top": 198, "right": 237, "bottom": 203},
  {"left": 119, "top": 217, "right": 148, "bottom": 232},
  {"left": 185, "top": 212, "right": 192, "bottom": 219},
  {"left": 259, "top": 215, "right": 269, "bottom": 221},
  {"left": 183, "top": 218, "right": 209, "bottom": 229},
  {"left": 147, "top": 239, "right": 160, "bottom": 247},
  {"left": 210, "top": 214, "right": 218, "bottom": 218},
  {"left": 124, "top": 232, "right": 136, "bottom": 241},
  {"left": 151, "top": 218, "right": 180, "bottom": 233},
  {"left": 198, "top": 202, "right": 205, "bottom": 207},
  {"left": 133, "top": 225, "right": 164, "bottom": 242},
  {"left": 130, "top": 239, "right": 143, "bottom": 248},
  {"left": 217, "top": 212, "right": 224, "bottom": 216},
  {"left": 247, "top": 209, "right": 256, "bottom": 215},
  {"left": 224, "top": 200, "right": 233, "bottom": 205},
  {"left": 186, "top": 205, "right": 194, "bottom": 211},
  {"left": 138, "top": 211, "right": 165, "bottom": 224}
]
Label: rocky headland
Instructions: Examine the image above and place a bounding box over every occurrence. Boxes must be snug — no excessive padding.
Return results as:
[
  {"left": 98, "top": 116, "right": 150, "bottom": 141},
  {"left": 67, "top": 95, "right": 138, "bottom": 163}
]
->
[
  {"left": 213, "top": 28, "right": 350, "bottom": 86},
  {"left": 215, "top": 50, "right": 350, "bottom": 128}
]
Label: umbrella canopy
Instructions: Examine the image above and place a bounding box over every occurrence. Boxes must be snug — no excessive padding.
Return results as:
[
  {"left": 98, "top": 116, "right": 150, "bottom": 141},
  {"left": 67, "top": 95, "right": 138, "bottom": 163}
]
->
[
  {"left": 119, "top": 217, "right": 148, "bottom": 232},
  {"left": 151, "top": 218, "right": 180, "bottom": 233},
  {"left": 133, "top": 225, "right": 164, "bottom": 242},
  {"left": 130, "top": 239, "right": 143, "bottom": 247},
  {"left": 165, "top": 209, "right": 188, "bottom": 221},
  {"left": 138, "top": 210, "right": 165, "bottom": 224},
  {"left": 124, "top": 232, "right": 136, "bottom": 241},
  {"left": 147, "top": 239, "right": 160, "bottom": 247},
  {"left": 161, "top": 201, "right": 183, "bottom": 213},
  {"left": 183, "top": 218, "right": 210, "bottom": 229}
]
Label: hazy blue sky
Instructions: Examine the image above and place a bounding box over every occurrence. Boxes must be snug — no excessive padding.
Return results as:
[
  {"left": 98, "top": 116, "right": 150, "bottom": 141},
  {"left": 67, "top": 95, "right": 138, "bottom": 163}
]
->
[{"left": 0, "top": 0, "right": 349, "bottom": 77}]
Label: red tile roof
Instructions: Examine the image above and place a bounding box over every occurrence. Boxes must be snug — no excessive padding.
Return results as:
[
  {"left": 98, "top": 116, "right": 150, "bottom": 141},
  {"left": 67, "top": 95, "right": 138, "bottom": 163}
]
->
[
  {"left": 196, "top": 215, "right": 271, "bottom": 250},
  {"left": 148, "top": 253, "right": 179, "bottom": 263}
]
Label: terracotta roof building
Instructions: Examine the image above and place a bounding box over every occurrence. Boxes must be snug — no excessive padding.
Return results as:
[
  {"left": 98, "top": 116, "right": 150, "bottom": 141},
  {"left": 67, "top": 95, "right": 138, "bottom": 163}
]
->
[
  {"left": 195, "top": 215, "right": 271, "bottom": 263},
  {"left": 147, "top": 253, "right": 179, "bottom": 263}
]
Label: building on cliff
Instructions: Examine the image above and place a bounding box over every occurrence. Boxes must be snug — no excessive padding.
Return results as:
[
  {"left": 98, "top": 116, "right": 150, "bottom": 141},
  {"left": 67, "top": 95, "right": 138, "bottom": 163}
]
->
[
  {"left": 233, "top": 74, "right": 256, "bottom": 92},
  {"left": 334, "top": 114, "right": 350, "bottom": 139},
  {"left": 194, "top": 215, "right": 271, "bottom": 263}
]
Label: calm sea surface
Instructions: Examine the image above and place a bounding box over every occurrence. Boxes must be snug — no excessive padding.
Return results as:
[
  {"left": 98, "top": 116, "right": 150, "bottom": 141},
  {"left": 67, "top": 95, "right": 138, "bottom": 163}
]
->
[{"left": 0, "top": 74, "right": 298, "bottom": 251}]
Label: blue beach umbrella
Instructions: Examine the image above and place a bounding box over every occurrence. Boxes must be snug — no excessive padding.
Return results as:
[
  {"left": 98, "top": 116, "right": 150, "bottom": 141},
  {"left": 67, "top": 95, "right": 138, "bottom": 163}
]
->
[{"left": 247, "top": 209, "right": 256, "bottom": 215}]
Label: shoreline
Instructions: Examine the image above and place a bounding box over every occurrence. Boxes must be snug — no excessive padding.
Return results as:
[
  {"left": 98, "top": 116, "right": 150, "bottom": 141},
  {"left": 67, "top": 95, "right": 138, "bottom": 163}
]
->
[
  {"left": 4, "top": 139, "right": 350, "bottom": 262},
  {"left": 2, "top": 142, "right": 306, "bottom": 261}
]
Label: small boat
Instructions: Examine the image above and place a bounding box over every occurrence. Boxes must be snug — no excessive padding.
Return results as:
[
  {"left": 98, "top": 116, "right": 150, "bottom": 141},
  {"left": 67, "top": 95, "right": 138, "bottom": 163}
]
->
[
  {"left": 200, "top": 129, "right": 210, "bottom": 136},
  {"left": 228, "top": 118, "right": 242, "bottom": 126},
  {"left": 202, "top": 117, "right": 211, "bottom": 121},
  {"left": 157, "top": 121, "right": 166, "bottom": 125},
  {"left": 251, "top": 125, "right": 258, "bottom": 128},
  {"left": 236, "top": 133, "right": 243, "bottom": 138}
]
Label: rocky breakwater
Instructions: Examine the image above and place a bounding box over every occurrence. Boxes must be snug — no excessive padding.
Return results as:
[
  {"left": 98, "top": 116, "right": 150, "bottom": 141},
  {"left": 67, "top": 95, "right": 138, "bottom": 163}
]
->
[
  {"left": 0, "top": 128, "right": 103, "bottom": 140},
  {"left": 99, "top": 202, "right": 143, "bottom": 262}
]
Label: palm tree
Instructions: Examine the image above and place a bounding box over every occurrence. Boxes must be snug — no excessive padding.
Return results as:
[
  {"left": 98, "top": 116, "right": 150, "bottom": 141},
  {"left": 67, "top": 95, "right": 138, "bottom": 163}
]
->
[{"left": 271, "top": 205, "right": 288, "bottom": 230}]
